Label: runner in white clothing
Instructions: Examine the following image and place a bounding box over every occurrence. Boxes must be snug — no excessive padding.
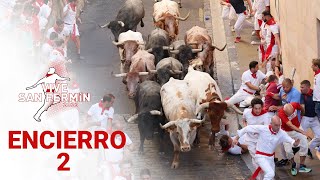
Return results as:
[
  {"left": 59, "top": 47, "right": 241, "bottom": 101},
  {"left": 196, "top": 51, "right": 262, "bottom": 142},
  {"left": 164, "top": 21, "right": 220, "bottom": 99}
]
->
[
  {"left": 225, "top": 61, "right": 266, "bottom": 107},
  {"left": 63, "top": 0, "right": 84, "bottom": 60},
  {"left": 251, "top": 0, "right": 269, "bottom": 45},
  {"left": 219, "top": 134, "right": 248, "bottom": 155},
  {"left": 47, "top": 19, "right": 70, "bottom": 58},
  {"left": 233, "top": 116, "right": 300, "bottom": 180}
]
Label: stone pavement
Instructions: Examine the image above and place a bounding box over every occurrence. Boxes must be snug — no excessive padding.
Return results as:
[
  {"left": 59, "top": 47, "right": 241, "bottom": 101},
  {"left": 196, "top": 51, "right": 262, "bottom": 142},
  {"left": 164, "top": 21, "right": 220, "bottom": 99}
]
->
[{"left": 209, "top": 0, "right": 320, "bottom": 179}]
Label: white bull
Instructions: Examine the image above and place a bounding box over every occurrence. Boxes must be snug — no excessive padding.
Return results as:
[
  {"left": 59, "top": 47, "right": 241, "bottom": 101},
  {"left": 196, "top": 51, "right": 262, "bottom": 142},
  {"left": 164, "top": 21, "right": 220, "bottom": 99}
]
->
[{"left": 160, "top": 77, "right": 204, "bottom": 169}]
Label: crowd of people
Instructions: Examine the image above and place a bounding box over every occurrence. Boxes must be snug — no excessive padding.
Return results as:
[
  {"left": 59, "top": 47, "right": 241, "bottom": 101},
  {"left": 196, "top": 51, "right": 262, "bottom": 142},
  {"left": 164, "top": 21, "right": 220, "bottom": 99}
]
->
[{"left": 219, "top": 0, "right": 320, "bottom": 179}]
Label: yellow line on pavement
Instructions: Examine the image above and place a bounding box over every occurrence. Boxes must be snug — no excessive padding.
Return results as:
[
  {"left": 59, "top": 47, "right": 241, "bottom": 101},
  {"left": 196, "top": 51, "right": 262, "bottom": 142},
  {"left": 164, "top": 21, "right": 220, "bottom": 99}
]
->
[{"left": 199, "top": 8, "right": 203, "bottom": 22}]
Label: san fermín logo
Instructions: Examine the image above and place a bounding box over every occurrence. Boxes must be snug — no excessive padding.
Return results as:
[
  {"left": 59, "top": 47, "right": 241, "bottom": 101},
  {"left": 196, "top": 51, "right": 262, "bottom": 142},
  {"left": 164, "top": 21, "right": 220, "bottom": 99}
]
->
[{"left": 19, "top": 67, "right": 91, "bottom": 122}]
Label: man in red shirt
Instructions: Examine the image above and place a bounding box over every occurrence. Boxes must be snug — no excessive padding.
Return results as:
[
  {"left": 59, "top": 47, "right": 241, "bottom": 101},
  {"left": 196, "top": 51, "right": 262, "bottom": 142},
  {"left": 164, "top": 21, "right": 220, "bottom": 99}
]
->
[
  {"left": 278, "top": 102, "right": 311, "bottom": 175},
  {"left": 264, "top": 75, "right": 281, "bottom": 118}
]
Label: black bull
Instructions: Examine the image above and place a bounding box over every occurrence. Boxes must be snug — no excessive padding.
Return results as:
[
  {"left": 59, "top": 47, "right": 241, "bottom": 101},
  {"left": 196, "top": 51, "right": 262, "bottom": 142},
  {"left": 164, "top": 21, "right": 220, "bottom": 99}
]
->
[{"left": 127, "top": 81, "right": 165, "bottom": 154}]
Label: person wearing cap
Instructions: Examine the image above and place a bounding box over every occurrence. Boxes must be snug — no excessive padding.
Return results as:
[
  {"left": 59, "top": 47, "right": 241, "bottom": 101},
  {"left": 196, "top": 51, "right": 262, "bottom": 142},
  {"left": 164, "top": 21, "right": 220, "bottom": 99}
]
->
[
  {"left": 86, "top": 93, "right": 115, "bottom": 130},
  {"left": 225, "top": 61, "right": 266, "bottom": 107}
]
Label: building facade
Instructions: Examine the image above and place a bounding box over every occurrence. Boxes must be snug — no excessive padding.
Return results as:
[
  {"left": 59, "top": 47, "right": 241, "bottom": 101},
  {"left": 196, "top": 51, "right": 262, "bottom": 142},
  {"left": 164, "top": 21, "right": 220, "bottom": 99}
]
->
[{"left": 269, "top": 0, "right": 320, "bottom": 87}]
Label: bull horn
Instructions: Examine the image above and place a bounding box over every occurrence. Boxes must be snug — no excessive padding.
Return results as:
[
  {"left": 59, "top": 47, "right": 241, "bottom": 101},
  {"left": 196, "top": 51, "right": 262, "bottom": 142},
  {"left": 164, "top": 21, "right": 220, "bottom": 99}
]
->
[
  {"left": 138, "top": 72, "right": 150, "bottom": 76},
  {"left": 127, "top": 113, "right": 139, "bottom": 122},
  {"left": 176, "top": 11, "right": 190, "bottom": 21},
  {"left": 148, "top": 69, "right": 157, "bottom": 73},
  {"left": 195, "top": 102, "right": 210, "bottom": 115},
  {"left": 169, "top": 70, "right": 183, "bottom": 74},
  {"left": 118, "top": 21, "right": 125, "bottom": 27},
  {"left": 159, "top": 121, "right": 176, "bottom": 129},
  {"left": 191, "top": 48, "right": 203, "bottom": 53},
  {"left": 150, "top": 110, "right": 162, "bottom": 115},
  {"left": 190, "top": 118, "right": 205, "bottom": 124},
  {"left": 99, "top": 22, "right": 110, "bottom": 28},
  {"left": 111, "top": 71, "right": 127, "bottom": 77},
  {"left": 211, "top": 43, "right": 227, "bottom": 51},
  {"left": 169, "top": 49, "right": 179, "bottom": 54},
  {"left": 146, "top": 48, "right": 153, "bottom": 53},
  {"left": 162, "top": 46, "right": 173, "bottom": 50},
  {"left": 112, "top": 41, "right": 123, "bottom": 46},
  {"left": 226, "top": 102, "right": 243, "bottom": 115}
]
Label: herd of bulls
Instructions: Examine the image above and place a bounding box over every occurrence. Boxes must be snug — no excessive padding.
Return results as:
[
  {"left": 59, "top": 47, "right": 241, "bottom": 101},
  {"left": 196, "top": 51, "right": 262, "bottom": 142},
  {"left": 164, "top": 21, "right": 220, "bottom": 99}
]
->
[{"left": 100, "top": 0, "right": 242, "bottom": 169}]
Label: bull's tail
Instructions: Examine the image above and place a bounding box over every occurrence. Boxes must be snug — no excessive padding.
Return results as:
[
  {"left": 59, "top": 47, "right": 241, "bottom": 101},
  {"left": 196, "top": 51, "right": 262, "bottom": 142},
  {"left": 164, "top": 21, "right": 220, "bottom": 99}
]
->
[{"left": 140, "top": 19, "right": 144, "bottom": 27}]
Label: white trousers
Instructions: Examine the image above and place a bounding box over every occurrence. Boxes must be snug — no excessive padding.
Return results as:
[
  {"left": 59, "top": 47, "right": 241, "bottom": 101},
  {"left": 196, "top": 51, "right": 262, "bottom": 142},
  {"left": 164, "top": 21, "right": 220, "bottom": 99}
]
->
[
  {"left": 255, "top": 155, "right": 275, "bottom": 180},
  {"left": 234, "top": 12, "right": 253, "bottom": 37},
  {"left": 283, "top": 130, "right": 308, "bottom": 159},
  {"left": 225, "top": 89, "right": 254, "bottom": 107},
  {"left": 301, "top": 116, "right": 320, "bottom": 149},
  {"left": 244, "top": 140, "right": 262, "bottom": 179}
]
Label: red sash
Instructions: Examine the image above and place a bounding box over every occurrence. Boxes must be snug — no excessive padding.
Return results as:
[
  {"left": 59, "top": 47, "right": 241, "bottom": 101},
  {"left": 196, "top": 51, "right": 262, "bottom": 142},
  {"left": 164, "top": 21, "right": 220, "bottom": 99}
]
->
[{"left": 260, "top": 18, "right": 277, "bottom": 62}]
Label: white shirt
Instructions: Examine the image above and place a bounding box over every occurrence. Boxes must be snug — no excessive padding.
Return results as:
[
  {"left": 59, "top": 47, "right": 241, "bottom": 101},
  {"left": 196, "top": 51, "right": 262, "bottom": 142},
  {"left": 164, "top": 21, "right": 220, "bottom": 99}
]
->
[
  {"left": 46, "top": 27, "right": 69, "bottom": 40},
  {"left": 105, "top": 132, "right": 132, "bottom": 163},
  {"left": 41, "top": 42, "right": 54, "bottom": 57},
  {"left": 314, "top": 73, "right": 320, "bottom": 101},
  {"left": 87, "top": 103, "right": 114, "bottom": 127},
  {"left": 63, "top": 4, "right": 77, "bottom": 25},
  {"left": 38, "top": 4, "right": 51, "bottom": 19},
  {"left": 243, "top": 108, "right": 271, "bottom": 142},
  {"left": 237, "top": 125, "right": 295, "bottom": 155},
  {"left": 261, "top": 22, "right": 280, "bottom": 48},
  {"left": 253, "top": 0, "right": 270, "bottom": 19},
  {"left": 240, "top": 70, "right": 266, "bottom": 94},
  {"left": 228, "top": 136, "right": 246, "bottom": 155}
]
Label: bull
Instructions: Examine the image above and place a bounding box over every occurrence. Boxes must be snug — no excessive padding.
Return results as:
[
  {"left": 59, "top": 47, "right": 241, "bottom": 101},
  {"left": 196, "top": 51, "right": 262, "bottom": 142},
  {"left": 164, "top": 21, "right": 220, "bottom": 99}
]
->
[
  {"left": 185, "top": 26, "right": 227, "bottom": 77},
  {"left": 160, "top": 77, "right": 204, "bottom": 169},
  {"left": 146, "top": 28, "right": 172, "bottom": 65},
  {"left": 100, "top": 0, "right": 145, "bottom": 42},
  {"left": 112, "top": 49, "right": 155, "bottom": 99},
  {"left": 127, "top": 81, "right": 165, "bottom": 154},
  {"left": 169, "top": 40, "right": 203, "bottom": 77},
  {"left": 112, "top": 30, "right": 145, "bottom": 72},
  {"left": 153, "top": 0, "right": 190, "bottom": 42},
  {"left": 184, "top": 65, "right": 243, "bottom": 149},
  {"left": 148, "top": 57, "right": 183, "bottom": 86}
]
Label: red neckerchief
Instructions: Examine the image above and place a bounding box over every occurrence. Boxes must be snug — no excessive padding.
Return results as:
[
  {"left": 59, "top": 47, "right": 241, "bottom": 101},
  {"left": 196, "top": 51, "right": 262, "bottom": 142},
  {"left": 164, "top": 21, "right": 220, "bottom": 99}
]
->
[
  {"left": 303, "top": 89, "right": 313, "bottom": 102},
  {"left": 222, "top": 145, "right": 231, "bottom": 152},
  {"left": 266, "top": 18, "right": 276, "bottom": 26},
  {"left": 252, "top": 109, "right": 267, "bottom": 116},
  {"left": 69, "top": 3, "right": 76, "bottom": 11},
  {"left": 251, "top": 73, "right": 257, "bottom": 79},
  {"left": 98, "top": 101, "right": 110, "bottom": 115},
  {"left": 46, "top": 73, "right": 53, "bottom": 77},
  {"left": 55, "top": 48, "right": 65, "bottom": 56},
  {"left": 269, "top": 125, "right": 277, "bottom": 135},
  {"left": 47, "top": 40, "right": 54, "bottom": 47},
  {"left": 315, "top": 69, "right": 320, "bottom": 76}
]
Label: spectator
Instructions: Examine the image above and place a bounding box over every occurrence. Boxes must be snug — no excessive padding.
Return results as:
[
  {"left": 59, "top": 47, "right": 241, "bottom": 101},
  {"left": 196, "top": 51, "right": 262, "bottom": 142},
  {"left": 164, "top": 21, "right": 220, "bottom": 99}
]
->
[
  {"left": 46, "top": 19, "right": 69, "bottom": 57},
  {"left": 225, "top": 61, "right": 266, "bottom": 107},
  {"left": 86, "top": 93, "right": 115, "bottom": 130},
  {"left": 278, "top": 103, "right": 311, "bottom": 175},
  {"left": 250, "top": 0, "right": 270, "bottom": 45},
  {"left": 228, "top": 0, "right": 253, "bottom": 43},
  {"left": 114, "top": 160, "right": 134, "bottom": 180},
  {"left": 219, "top": 134, "right": 248, "bottom": 155},
  {"left": 259, "top": 10, "right": 281, "bottom": 62},
  {"left": 140, "top": 169, "right": 151, "bottom": 180},
  {"left": 300, "top": 80, "right": 320, "bottom": 154},
  {"left": 312, "top": 58, "right": 320, "bottom": 119}
]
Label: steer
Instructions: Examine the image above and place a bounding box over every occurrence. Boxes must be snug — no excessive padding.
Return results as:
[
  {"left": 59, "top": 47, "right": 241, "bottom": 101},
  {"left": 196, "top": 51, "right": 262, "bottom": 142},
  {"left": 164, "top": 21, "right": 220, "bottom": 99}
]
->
[
  {"left": 148, "top": 57, "right": 183, "bottom": 86},
  {"left": 160, "top": 77, "right": 204, "bottom": 169},
  {"left": 100, "top": 0, "right": 145, "bottom": 42},
  {"left": 112, "top": 30, "right": 145, "bottom": 72},
  {"left": 146, "top": 28, "right": 172, "bottom": 65},
  {"left": 184, "top": 65, "right": 243, "bottom": 149},
  {"left": 127, "top": 81, "right": 165, "bottom": 154},
  {"left": 153, "top": 0, "right": 190, "bottom": 42},
  {"left": 185, "top": 26, "right": 227, "bottom": 77},
  {"left": 112, "top": 50, "right": 155, "bottom": 99}
]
